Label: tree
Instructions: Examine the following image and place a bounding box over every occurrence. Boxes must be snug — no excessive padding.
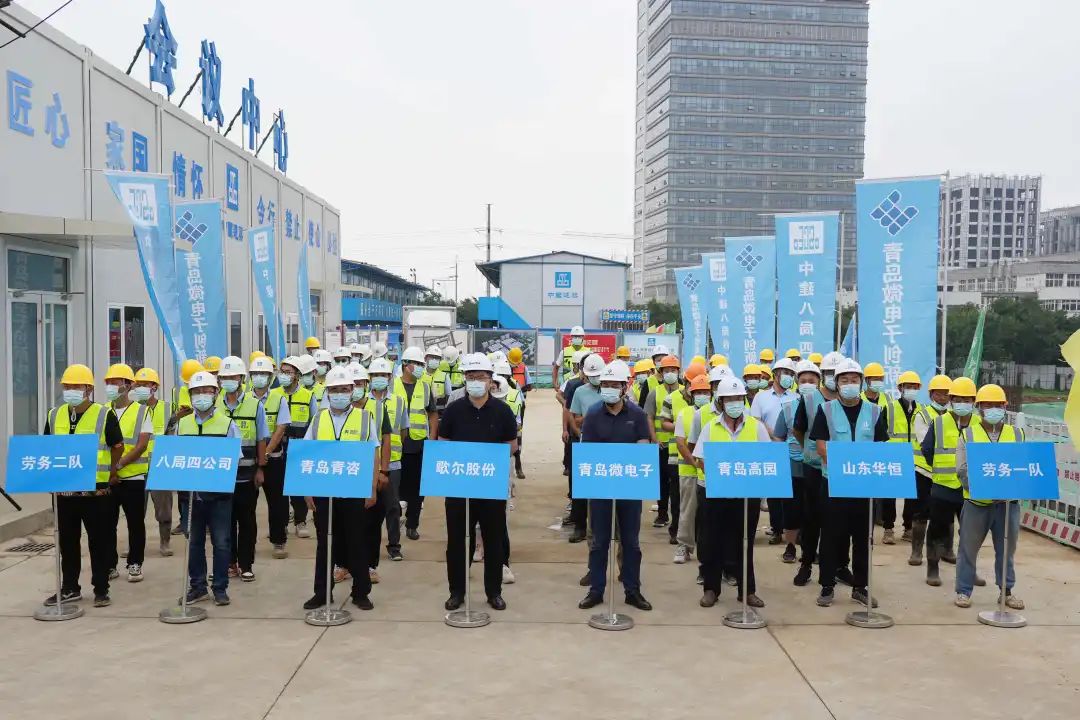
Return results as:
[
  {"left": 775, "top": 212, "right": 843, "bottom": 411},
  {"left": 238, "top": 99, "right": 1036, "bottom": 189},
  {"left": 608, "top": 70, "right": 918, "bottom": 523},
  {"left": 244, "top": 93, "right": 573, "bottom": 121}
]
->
[
  {"left": 627, "top": 299, "right": 680, "bottom": 326},
  {"left": 414, "top": 290, "right": 477, "bottom": 326},
  {"left": 942, "top": 297, "right": 1080, "bottom": 368}
]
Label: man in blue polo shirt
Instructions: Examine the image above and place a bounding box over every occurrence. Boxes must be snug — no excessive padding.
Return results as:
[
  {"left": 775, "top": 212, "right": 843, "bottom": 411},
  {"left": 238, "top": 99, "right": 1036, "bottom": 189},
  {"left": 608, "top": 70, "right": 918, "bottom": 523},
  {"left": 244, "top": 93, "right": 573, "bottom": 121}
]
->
[{"left": 577, "top": 362, "right": 654, "bottom": 613}]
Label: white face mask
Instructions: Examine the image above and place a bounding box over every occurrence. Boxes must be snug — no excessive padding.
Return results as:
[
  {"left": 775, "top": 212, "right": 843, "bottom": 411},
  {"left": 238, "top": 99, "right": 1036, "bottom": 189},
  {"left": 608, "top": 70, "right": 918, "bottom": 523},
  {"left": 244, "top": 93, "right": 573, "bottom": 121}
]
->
[
  {"left": 662, "top": 371, "right": 678, "bottom": 385},
  {"left": 191, "top": 394, "right": 215, "bottom": 412},
  {"left": 466, "top": 379, "right": 488, "bottom": 398},
  {"left": 250, "top": 374, "right": 270, "bottom": 389},
  {"left": 63, "top": 389, "right": 86, "bottom": 405},
  {"left": 131, "top": 386, "right": 153, "bottom": 403},
  {"left": 220, "top": 379, "right": 240, "bottom": 393},
  {"left": 104, "top": 384, "right": 124, "bottom": 401},
  {"left": 427, "top": 358, "right": 440, "bottom": 371},
  {"left": 328, "top": 392, "right": 352, "bottom": 410}
]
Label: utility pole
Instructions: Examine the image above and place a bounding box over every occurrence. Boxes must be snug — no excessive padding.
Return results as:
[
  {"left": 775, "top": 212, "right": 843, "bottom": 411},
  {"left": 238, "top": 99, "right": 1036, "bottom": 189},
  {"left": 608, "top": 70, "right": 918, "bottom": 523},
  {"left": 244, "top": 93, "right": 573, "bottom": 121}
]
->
[
  {"left": 485, "top": 203, "right": 492, "bottom": 296},
  {"left": 454, "top": 255, "right": 459, "bottom": 305}
]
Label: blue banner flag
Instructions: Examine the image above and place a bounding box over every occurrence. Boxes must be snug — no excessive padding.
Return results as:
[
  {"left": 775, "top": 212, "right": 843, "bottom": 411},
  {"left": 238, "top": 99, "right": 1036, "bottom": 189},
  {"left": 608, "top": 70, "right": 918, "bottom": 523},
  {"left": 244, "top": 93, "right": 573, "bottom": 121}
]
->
[
  {"left": 856, "top": 177, "right": 941, "bottom": 400},
  {"left": 297, "top": 242, "right": 314, "bottom": 343},
  {"left": 283, "top": 439, "right": 378, "bottom": 499},
  {"left": 825, "top": 441, "right": 917, "bottom": 498},
  {"left": 247, "top": 225, "right": 286, "bottom": 360},
  {"left": 145, "top": 435, "right": 241, "bottom": 492},
  {"left": 104, "top": 172, "right": 187, "bottom": 363},
  {"left": 775, "top": 213, "right": 839, "bottom": 357},
  {"left": 175, "top": 200, "right": 228, "bottom": 362},
  {"left": 967, "top": 442, "right": 1059, "bottom": 501},
  {"left": 725, "top": 236, "right": 777, "bottom": 367},
  {"left": 571, "top": 443, "right": 661, "bottom": 500},
  {"left": 673, "top": 265, "right": 707, "bottom": 362},
  {"left": 700, "top": 252, "right": 731, "bottom": 357},
  {"left": 702, "top": 442, "right": 793, "bottom": 498},
  {"left": 4, "top": 435, "right": 99, "bottom": 493},
  {"left": 420, "top": 440, "right": 511, "bottom": 500},
  {"left": 839, "top": 312, "right": 858, "bottom": 358}
]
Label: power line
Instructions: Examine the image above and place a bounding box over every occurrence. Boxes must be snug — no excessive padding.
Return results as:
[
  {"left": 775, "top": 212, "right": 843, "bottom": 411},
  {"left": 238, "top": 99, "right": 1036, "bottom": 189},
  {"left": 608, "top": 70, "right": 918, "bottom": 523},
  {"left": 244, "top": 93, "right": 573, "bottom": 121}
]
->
[{"left": 0, "top": 0, "right": 77, "bottom": 50}]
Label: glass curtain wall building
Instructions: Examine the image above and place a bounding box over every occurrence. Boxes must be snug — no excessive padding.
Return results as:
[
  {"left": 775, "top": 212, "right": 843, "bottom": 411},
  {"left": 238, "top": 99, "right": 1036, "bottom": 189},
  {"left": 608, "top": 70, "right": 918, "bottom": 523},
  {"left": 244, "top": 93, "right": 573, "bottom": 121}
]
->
[{"left": 633, "top": 0, "right": 869, "bottom": 301}]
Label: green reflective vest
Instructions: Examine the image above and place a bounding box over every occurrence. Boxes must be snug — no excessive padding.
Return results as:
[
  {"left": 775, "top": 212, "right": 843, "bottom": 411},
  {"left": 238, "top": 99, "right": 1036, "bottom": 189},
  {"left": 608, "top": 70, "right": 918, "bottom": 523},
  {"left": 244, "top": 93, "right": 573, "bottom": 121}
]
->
[{"left": 48, "top": 403, "right": 112, "bottom": 487}]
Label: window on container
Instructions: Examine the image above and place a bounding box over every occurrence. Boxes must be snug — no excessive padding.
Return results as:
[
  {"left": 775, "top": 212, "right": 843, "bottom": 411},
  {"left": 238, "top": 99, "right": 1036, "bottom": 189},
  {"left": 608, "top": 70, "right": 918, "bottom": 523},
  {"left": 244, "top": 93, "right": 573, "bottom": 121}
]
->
[
  {"left": 107, "top": 305, "right": 145, "bottom": 369},
  {"left": 230, "top": 311, "right": 242, "bottom": 356}
]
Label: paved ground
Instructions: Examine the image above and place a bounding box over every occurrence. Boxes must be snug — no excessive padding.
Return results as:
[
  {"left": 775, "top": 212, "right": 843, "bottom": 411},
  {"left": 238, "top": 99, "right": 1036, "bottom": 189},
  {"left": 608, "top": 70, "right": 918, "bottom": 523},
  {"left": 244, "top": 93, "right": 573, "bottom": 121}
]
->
[{"left": 1, "top": 389, "right": 1078, "bottom": 719}]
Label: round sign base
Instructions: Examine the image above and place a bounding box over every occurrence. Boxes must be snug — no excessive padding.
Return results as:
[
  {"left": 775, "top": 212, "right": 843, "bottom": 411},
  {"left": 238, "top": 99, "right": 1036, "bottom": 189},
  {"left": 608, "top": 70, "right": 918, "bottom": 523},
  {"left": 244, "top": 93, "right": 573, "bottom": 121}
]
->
[
  {"left": 723, "top": 608, "right": 767, "bottom": 630},
  {"left": 846, "top": 610, "right": 894, "bottom": 629},
  {"left": 305, "top": 608, "right": 352, "bottom": 627},
  {"left": 978, "top": 609, "right": 1026, "bottom": 628},
  {"left": 160, "top": 605, "right": 208, "bottom": 624},
  {"left": 446, "top": 609, "right": 491, "bottom": 628},
  {"left": 588, "top": 612, "right": 634, "bottom": 631},
  {"left": 34, "top": 603, "right": 84, "bottom": 622}
]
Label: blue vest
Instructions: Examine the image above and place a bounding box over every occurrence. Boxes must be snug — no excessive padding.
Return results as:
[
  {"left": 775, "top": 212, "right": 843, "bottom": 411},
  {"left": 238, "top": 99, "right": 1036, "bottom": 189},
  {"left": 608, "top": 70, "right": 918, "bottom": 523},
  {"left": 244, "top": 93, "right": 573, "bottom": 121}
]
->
[
  {"left": 801, "top": 389, "right": 826, "bottom": 468},
  {"left": 781, "top": 395, "right": 803, "bottom": 462},
  {"left": 821, "top": 399, "right": 881, "bottom": 478}
]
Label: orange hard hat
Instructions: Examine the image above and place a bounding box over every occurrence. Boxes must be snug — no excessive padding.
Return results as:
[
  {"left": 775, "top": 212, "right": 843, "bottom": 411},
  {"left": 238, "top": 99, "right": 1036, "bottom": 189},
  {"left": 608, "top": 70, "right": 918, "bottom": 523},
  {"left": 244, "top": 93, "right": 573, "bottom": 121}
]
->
[
  {"left": 659, "top": 355, "right": 681, "bottom": 369},
  {"left": 684, "top": 361, "right": 707, "bottom": 381},
  {"left": 689, "top": 375, "right": 711, "bottom": 392}
]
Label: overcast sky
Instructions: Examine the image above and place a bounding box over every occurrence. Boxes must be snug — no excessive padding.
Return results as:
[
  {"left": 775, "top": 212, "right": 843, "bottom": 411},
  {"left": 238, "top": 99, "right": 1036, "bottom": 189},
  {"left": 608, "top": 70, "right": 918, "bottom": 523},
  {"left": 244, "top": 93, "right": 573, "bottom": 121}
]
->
[{"left": 17, "top": 0, "right": 1080, "bottom": 298}]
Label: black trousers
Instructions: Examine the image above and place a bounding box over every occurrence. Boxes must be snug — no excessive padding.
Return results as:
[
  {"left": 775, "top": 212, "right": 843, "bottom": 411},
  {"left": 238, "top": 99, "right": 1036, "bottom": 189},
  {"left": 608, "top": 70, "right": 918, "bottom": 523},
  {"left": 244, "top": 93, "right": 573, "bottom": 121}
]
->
[
  {"left": 657, "top": 446, "right": 671, "bottom": 518},
  {"left": 363, "top": 482, "right": 387, "bottom": 570},
  {"left": 783, "top": 473, "right": 804, "bottom": 531},
  {"left": 928, "top": 484, "right": 964, "bottom": 553},
  {"left": 568, "top": 437, "right": 588, "bottom": 528},
  {"left": 290, "top": 495, "right": 308, "bottom": 525},
  {"left": 400, "top": 449, "right": 425, "bottom": 530},
  {"left": 313, "top": 496, "right": 370, "bottom": 598},
  {"left": 262, "top": 456, "right": 289, "bottom": 545},
  {"left": 445, "top": 497, "right": 506, "bottom": 599},
  {"left": 57, "top": 493, "right": 114, "bottom": 596},
  {"left": 110, "top": 478, "right": 147, "bottom": 567},
  {"left": 799, "top": 465, "right": 826, "bottom": 565},
  {"left": 230, "top": 479, "right": 259, "bottom": 571},
  {"left": 697, "top": 488, "right": 759, "bottom": 595},
  {"left": 820, "top": 497, "right": 870, "bottom": 589},
  {"left": 879, "top": 499, "right": 897, "bottom": 530},
  {"left": 665, "top": 461, "right": 680, "bottom": 539}
]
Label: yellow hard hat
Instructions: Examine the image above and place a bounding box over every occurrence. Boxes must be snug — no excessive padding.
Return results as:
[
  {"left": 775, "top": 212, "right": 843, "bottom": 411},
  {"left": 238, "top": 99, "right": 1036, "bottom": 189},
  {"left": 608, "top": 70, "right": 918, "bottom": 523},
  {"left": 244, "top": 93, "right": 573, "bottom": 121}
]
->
[
  {"left": 863, "top": 362, "right": 885, "bottom": 378},
  {"left": 180, "top": 359, "right": 205, "bottom": 383},
  {"left": 203, "top": 356, "right": 222, "bottom": 373},
  {"left": 761, "top": 365, "right": 772, "bottom": 379},
  {"left": 758, "top": 348, "right": 775, "bottom": 363},
  {"left": 690, "top": 354, "right": 706, "bottom": 366},
  {"left": 709, "top": 354, "right": 727, "bottom": 367},
  {"left": 60, "top": 364, "right": 94, "bottom": 385},
  {"left": 809, "top": 352, "right": 823, "bottom": 364},
  {"left": 742, "top": 363, "right": 761, "bottom": 377},
  {"left": 508, "top": 347, "right": 523, "bottom": 364},
  {"left": 104, "top": 363, "right": 135, "bottom": 382},
  {"left": 785, "top": 348, "right": 801, "bottom": 359},
  {"left": 134, "top": 367, "right": 161, "bottom": 385},
  {"left": 616, "top": 345, "right": 631, "bottom": 359},
  {"left": 248, "top": 350, "right": 265, "bottom": 364},
  {"left": 304, "top": 336, "right": 320, "bottom": 350},
  {"left": 633, "top": 359, "right": 654, "bottom": 373},
  {"left": 897, "top": 370, "right": 921, "bottom": 386},
  {"left": 928, "top": 374, "right": 952, "bottom": 392},
  {"left": 976, "top": 384, "right": 1007, "bottom": 404},
  {"left": 949, "top": 376, "right": 977, "bottom": 398}
]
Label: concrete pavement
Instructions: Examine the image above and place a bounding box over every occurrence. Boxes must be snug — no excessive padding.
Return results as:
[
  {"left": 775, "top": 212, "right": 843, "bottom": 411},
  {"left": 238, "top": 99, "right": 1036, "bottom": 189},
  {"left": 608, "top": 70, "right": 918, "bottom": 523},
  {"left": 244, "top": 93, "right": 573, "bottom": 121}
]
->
[{"left": 0, "top": 389, "right": 1078, "bottom": 719}]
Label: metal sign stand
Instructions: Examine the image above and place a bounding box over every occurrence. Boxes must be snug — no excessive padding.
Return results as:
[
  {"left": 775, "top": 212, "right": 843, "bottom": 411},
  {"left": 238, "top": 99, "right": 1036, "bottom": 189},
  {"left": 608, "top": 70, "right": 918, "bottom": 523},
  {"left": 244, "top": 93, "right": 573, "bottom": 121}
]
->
[
  {"left": 723, "top": 498, "right": 766, "bottom": 630},
  {"left": 161, "top": 491, "right": 206, "bottom": 624},
  {"left": 34, "top": 493, "right": 83, "bottom": 622},
  {"left": 589, "top": 499, "right": 633, "bottom": 631},
  {"left": 306, "top": 497, "right": 352, "bottom": 627},
  {"left": 978, "top": 500, "right": 1026, "bottom": 628},
  {"left": 446, "top": 497, "right": 490, "bottom": 628},
  {"left": 847, "top": 499, "right": 894, "bottom": 629}
]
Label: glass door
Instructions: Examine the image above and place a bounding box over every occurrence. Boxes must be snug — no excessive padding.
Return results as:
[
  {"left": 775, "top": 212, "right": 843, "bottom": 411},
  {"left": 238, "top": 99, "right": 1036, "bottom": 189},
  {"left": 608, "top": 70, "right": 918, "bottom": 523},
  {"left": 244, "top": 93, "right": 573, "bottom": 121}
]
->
[{"left": 7, "top": 293, "right": 70, "bottom": 435}]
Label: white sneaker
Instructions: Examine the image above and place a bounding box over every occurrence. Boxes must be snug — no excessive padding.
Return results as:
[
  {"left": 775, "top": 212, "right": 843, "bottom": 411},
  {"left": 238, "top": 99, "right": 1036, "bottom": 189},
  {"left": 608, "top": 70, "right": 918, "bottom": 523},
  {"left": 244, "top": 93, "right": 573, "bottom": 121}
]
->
[
  {"left": 502, "top": 565, "right": 515, "bottom": 584},
  {"left": 295, "top": 522, "right": 311, "bottom": 539},
  {"left": 127, "top": 564, "right": 143, "bottom": 583},
  {"left": 954, "top": 593, "right": 972, "bottom": 608},
  {"left": 473, "top": 546, "right": 484, "bottom": 562},
  {"left": 673, "top": 544, "right": 689, "bottom": 564}
]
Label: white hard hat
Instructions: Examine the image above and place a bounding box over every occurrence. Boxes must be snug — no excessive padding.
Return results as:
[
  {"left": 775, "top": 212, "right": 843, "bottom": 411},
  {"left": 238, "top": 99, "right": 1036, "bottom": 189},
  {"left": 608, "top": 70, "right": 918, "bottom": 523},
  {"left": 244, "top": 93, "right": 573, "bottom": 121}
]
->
[
  {"left": 835, "top": 358, "right": 863, "bottom": 377},
  {"left": 372, "top": 342, "right": 388, "bottom": 358},
  {"left": 443, "top": 346, "right": 460, "bottom": 363},
  {"left": 821, "top": 351, "right": 845, "bottom": 372},
  {"left": 494, "top": 360, "right": 512, "bottom": 377},
  {"left": 715, "top": 376, "right": 747, "bottom": 398},
  {"left": 188, "top": 370, "right": 218, "bottom": 390},
  {"left": 425, "top": 345, "right": 443, "bottom": 359},
  {"left": 219, "top": 355, "right": 246, "bottom": 376},
  {"left": 350, "top": 364, "right": 370, "bottom": 382},
  {"left": 490, "top": 350, "right": 508, "bottom": 364},
  {"left": 460, "top": 352, "right": 494, "bottom": 374},
  {"left": 358, "top": 343, "right": 373, "bottom": 361},
  {"left": 600, "top": 362, "right": 630, "bottom": 383},
  {"left": 250, "top": 356, "right": 275, "bottom": 374},
  {"left": 651, "top": 344, "right": 670, "bottom": 357},
  {"left": 582, "top": 354, "right": 605, "bottom": 377},
  {"left": 280, "top": 355, "right": 301, "bottom": 372},
  {"left": 333, "top": 347, "right": 352, "bottom": 360},
  {"left": 368, "top": 357, "right": 394, "bottom": 375},
  {"left": 708, "top": 365, "right": 733, "bottom": 383},
  {"left": 324, "top": 366, "right": 353, "bottom": 388},
  {"left": 772, "top": 358, "right": 796, "bottom": 373},
  {"left": 294, "top": 355, "right": 317, "bottom": 376},
  {"left": 401, "top": 346, "right": 425, "bottom": 364},
  {"left": 572, "top": 349, "right": 591, "bottom": 365},
  {"left": 570, "top": 325, "right": 585, "bottom": 336},
  {"left": 313, "top": 349, "right": 333, "bottom": 364},
  {"left": 607, "top": 359, "right": 630, "bottom": 378},
  {"left": 348, "top": 342, "right": 363, "bottom": 354},
  {"left": 491, "top": 375, "right": 509, "bottom": 399},
  {"left": 795, "top": 359, "right": 821, "bottom": 377}
]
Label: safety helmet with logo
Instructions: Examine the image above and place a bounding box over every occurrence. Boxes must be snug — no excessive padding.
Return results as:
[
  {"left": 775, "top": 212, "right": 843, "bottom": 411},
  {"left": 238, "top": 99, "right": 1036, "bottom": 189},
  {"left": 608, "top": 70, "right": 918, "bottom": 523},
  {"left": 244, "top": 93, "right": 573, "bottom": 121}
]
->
[
  {"left": 460, "top": 352, "right": 494, "bottom": 374},
  {"left": 401, "top": 346, "right": 425, "bottom": 364},
  {"left": 494, "top": 360, "right": 512, "bottom": 378},
  {"left": 368, "top": 357, "right": 394, "bottom": 375},
  {"left": 785, "top": 348, "right": 801, "bottom": 360},
  {"left": 61, "top": 364, "right": 95, "bottom": 386},
  {"left": 572, "top": 349, "right": 591, "bottom": 366},
  {"left": 599, "top": 362, "right": 630, "bottom": 383},
  {"left": 250, "top": 356, "right": 276, "bottom": 374},
  {"left": 898, "top": 370, "right": 922, "bottom": 386},
  {"left": 372, "top": 342, "right": 388, "bottom": 358},
  {"left": 772, "top": 358, "right": 796, "bottom": 374},
  {"left": 349, "top": 343, "right": 363, "bottom": 355},
  {"left": 808, "top": 352, "right": 823, "bottom": 365},
  {"left": 650, "top": 344, "right": 670, "bottom": 360},
  {"left": 975, "top": 384, "right": 1006, "bottom": 404},
  {"left": 581, "top": 354, "right": 606, "bottom": 377},
  {"left": 508, "top": 347, "right": 523, "bottom": 364},
  {"left": 304, "top": 337, "right": 321, "bottom": 350},
  {"left": 834, "top": 358, "right": 863, "bottom": 379},
  {"left": 280, "top": 356, "right": 302, "bottom": 373},
  {"left": 708, "top": 364, "right": 733, "bottom": 383},
  {"left": 350, "top": 364, "right": 370, "bottom": 382},
  {"left": 715, "top": 376, "right": 747, "bottom": 399},
  {"left": 616, "top": 345, "right": 631, "bottom": 360},
  {"left": 248, "top": 350, "right": 265, "bottom": 365},
  {"left": 658, "top": 355, "right": 681, "bottom": 369},
  {"left": 134, "top": 367, "right": 161, "bottom": 385},
  {"left": 689, "top": 375, "right": 711, "bottom": 393},
  {"left": 425, "top": 345, "right": 443, "bottom": 360},
  {"left": 949, "top": 376, "right": 977, "bottom": 398},
  {"left": 491, "top": 375, "right": 510, "bottom": 399},
  {"left": 323, "top": 366, "right": 353, "bottom": 390},
  {"left": 218, "top": 356, "right": 247, "bottom": 378},
  {"left": 928, "top": 374, "right": 952, "bottom": 392},
  {"left": 862, "top": 362, "right": 885, "bottom": 379},
  {"left": 607, "top": 359, "right": 631, "bottom": 379},
  {"left": 820, "top": 351, "right": 844, "bottom": 373},
  {"left": 203, "top": 356, "right": 222, "bottom": 373},
  {"left": 333, "top": 347, "right": 352, "bottom": 362},
  {"left": 293, "top": 355, "right": 317, "bottom": 377},
  {"left": 188, "top": 370, "right": 218, "bottom": 390},
  {"left": 180, "top": 359, "right": 204, "bottom": 383},
  {"left": 758, "top": 348, "right": 775, "bottom": 363},
  {"left": 442, "top": 346, "right": 460, "bottom": 364},
  {"left": 313, "top": 349, "right": 333, "bottom": 366},
  {"left": 570, "top": 325, "right": 585, "bottom": 336},
  {"left": 105, "top": 363, "right": 136, "bottom": 382},
  {"left": 795, "top": 359, "right": 821, "bottom": 378},
  {"left": 358, "top": 344, "right": 373, "bottom": 362}
]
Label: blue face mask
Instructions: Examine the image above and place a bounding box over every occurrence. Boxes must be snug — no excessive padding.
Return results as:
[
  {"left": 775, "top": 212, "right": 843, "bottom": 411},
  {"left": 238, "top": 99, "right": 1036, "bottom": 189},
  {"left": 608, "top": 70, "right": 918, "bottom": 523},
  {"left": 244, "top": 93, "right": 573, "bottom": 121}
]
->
[
  {"left": 220, "top": 379, "right": 240, "bottom": 393},
  {"left": 723, "top": 401, "right": 744, "bottom": 419},
  {"left": 779, "top": 375, "right": 794, "bottom": 390},
  {"left": 902, "top": 389, "right": 919, "bottom": 402},
  {"left": 370, "top": 377, "right": 389, "bottom": 392},
  {"left": 588, "top": 376, "right": 601, "bottom": 387},
  {"left": 799, "top": 382, "right": 817, "bottom": 396},
  {"left": 63, "top": 389, "right": 86, "bottom": 406},
  {"left": 352, "top": 386, "right": 367, "bottom": 402},
  {"left": 839, "top": 384, "right": 861, "bottom": 401},
  {"left": 693, "top": 394, "right": 710, "bottom": 407},
  {"left": 931, "top": 400, "right": 948, "bottom": 412},
  {"left": 600, "top": 387, "right": 622, "bottom": 405},
  {"left": 191, "top": 394, "right": 215, "bottom": 412},
  {"left": 952, "top": 402, "right": 973, "bottom": 417},
  {"left": 868, "top": 381, "right": 886, "bottom": 393},
  {"left": 981, "top": 407, "right": 1006, "bottom": 424},
  {"left": 278, "top": 372, "right": 295, "bottom": 387},
  {"left": 328, "top": 392, "right": 352, "bottom": 410},
  {"left": 131, "top": 386, "right": 152, "bottom": 403},
  {"left": 824, "top": 376, "right": 837, "bottom": 391},
  {"left": 662, "top": 371, "right": 679, "bottom": 386},
  {"left": 104, "top": 384, "right": 123, "bottom": 401}
]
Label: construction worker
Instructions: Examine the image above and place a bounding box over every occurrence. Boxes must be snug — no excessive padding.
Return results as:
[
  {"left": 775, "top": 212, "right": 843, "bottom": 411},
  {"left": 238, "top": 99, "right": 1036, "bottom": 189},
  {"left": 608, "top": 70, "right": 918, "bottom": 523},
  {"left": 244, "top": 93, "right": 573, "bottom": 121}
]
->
[
  {"left": 658, "top": 360, "right": 705, "bottom": 554},
  {"left": 758, "top": 348, "right": 776, "bottom": 366},
  {"left": 177, "top": 370, "right": 240, "bottom": 606},
  {"left": 875, "top": 368, "right": 916, "bottom": 550},
  {"left": 709, "top": 354, "right": 728, "bottom": 368},
  {"left": 567, "top": 353, "right": 606, "bottom": 543},
  {"left": 104, "top": 363, "right": 153, "bottom": 583},
  {"left": 300, "top": 366, "right": 380, "bottom": 611},
  {"left": 333, "top": 347, "right": 352, "bottom": 367},
  {"left": 372, "top": 341, "right": 388, "bottom": 360},
  {"left": 495, "top": 359, "right": 528, "bottom": 480},
  {"left": 133, "top": 367, "right": 174, "bottom": 557},
  {"left": 646, "top": 344, "right": 672, "bottom": 392},
  {"left": 553, "top": 325, "right": 587, "bottom": 387},
  {"left": 908, "top": 374, "right": 950, "bottom": 566},
  {"left": 204, "top": 356, "right": 222, "bottom": 377},
  {"left": 672, "top": 374, "right": 712, "bottom": 565},
  {"left": 266, "top": 357, "right": 317, "bottom": 539},
  {"left": 752, "top": 358, "right": 798, "bottom": 561},
  {"left": 346, "top": 363, "right": 394, "bottom": 585},
  {"left": 630, "top": 359, "right": 654, "bottom": 406},
  {"left": 559, "top": 349, "right": 593, "bottom": 527},
  {"left": 311, "top": 349, "right": 333, "bottom": 401},
  {"left": 770, "top": 359, "right": 816, "bottom": 566},
  {"left": 645, "top": 355, "right": 683, "bottom": 528},
  {"left": 367, "top": 357, "right": 405, "bottom": 561},
  {"left": 785, "top": 348, "right": 802, "bottom": 362},
  {"left": 742, "top": 363, "right": 764, "bottom": 405},
  {"left": 356, "top": 343, "right": 374, "bottom": 368},
  {"left": 954, "top": 384, "right": 1025, "bottom": 610},
  {"left": 693, "top": 376, "right": 772, "bottom": 608},
  {"left": 396, "top": 346, "right": 438, "bottom": 539},
  {"left": 922, "top": 376, "right": 982, "bottom": 588},
  {"left": 422, "top": 345, "right": 442, "bottom": 386},
  {"left": 811, "top": 359, "right": 889, "bottom": 608},
  {"left": 174, "top": 358, "right": 204, "bottom": 419},
  {"left": 808, "top": 352, "right": 823, "bottom": 368},
  {"left": 246, "top": 355, "right": 291, "bottom": 560},
  {"left": 43, "top": 365, "right": 123, "bottom": 608},
  {"left": 616, "top": 345, "right": 632, "bottom": 363},
  {"left": 304, "top": 336, "right": 321, "bottom": 354},
  {"left": 432, "top": 345, "right": 465, "bottom": 414},
  {"left": 215, "top": 356, "right": 268, "bottom": 583},
  {"left": 861, "top": 362, "right": 889, "bottom": 408},
  {"left": 790, "top": 358, "right": 834, "bottom": 587}
]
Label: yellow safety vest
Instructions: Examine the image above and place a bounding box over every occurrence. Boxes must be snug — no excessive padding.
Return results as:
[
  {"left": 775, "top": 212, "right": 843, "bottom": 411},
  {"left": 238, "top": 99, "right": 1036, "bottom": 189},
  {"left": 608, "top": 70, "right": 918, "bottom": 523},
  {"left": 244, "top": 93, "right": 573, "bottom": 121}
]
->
[
  {"left": 315, "top": 407, "right": 374, "bottom": 442},
  {"left": 218, "top": 391, "right": 261, "bottom": 466},
  {"left": 271, "top": 385, "right": 313, "bottom": 438},
  {"left": 653, "top": 383, "right": 683, "bottom": 444},
  {"left": 885, "top": 397, "right": 916, "bottom": 443},
  {"left": 561, "top": 345, "right": 578, "bottom": 372},
  {"left": 178, "top": 385, "right": 191, "bottom": 409},
  {"left": 862, "top": 391, "right": 888, "bottom": 408},
  {"left": 112, "top": 401, "right": 150, "bottom": 479},
  {"left": 142, "top": 399, "right": 169, "bottom": 466},
  {"left": 394, "top": 377, "right": 430, "bottom": 441},
  {"left": 48, "top": 403, "right": 113, "bottom": 487},
  {"left": 962, "top": 422, "right": 1023, "bottom": 505},
  {"left": 676, "top": 404, "right": 698, "bottom": 478},
  {"left": 913, "top": 405, "right": 940, "bottom": 472},
  {"left": 704, "top": 415, "right": 761, "bottom": 487},
  {"left": 695, "top": 405, "right": 719, "bottom": 485},
  {"left": 666, "top": 391, "right": 691, "bottom": 459},
  {"left": 932, "top": 412, "right": 981, "bottom": 490},
  {"left": 505, "top": 387, "right": 523, "bottom": 419},
  {"left": 371, "top": 393, "right": 403, "bottom": 462},
  {"left": 177, "top": 410, "right": 233, "bottom": 437},
  {"left": 312, "top": 381, "right": 326, "bottom": 402},
  {"left": 258, "top": 390, "right": 281, "bottom": 437}
]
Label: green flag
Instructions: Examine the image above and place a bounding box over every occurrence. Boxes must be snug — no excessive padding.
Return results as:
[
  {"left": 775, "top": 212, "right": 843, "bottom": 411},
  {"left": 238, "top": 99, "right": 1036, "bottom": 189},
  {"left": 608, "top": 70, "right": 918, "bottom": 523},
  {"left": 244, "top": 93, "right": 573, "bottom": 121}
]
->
[
  {"left": 963, "top": 305, "right": 987, "bottom": 382},
  {"left": 665, "top": 322, "right": 677, "bottom": 335}
]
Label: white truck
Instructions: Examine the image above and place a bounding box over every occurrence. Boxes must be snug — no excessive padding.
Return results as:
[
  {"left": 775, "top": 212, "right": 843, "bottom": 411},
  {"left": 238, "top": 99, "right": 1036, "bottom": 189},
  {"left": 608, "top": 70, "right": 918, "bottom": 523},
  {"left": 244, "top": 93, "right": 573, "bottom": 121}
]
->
[{"left": 401, "top": 305, "right": 461, "bottom": 351}]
